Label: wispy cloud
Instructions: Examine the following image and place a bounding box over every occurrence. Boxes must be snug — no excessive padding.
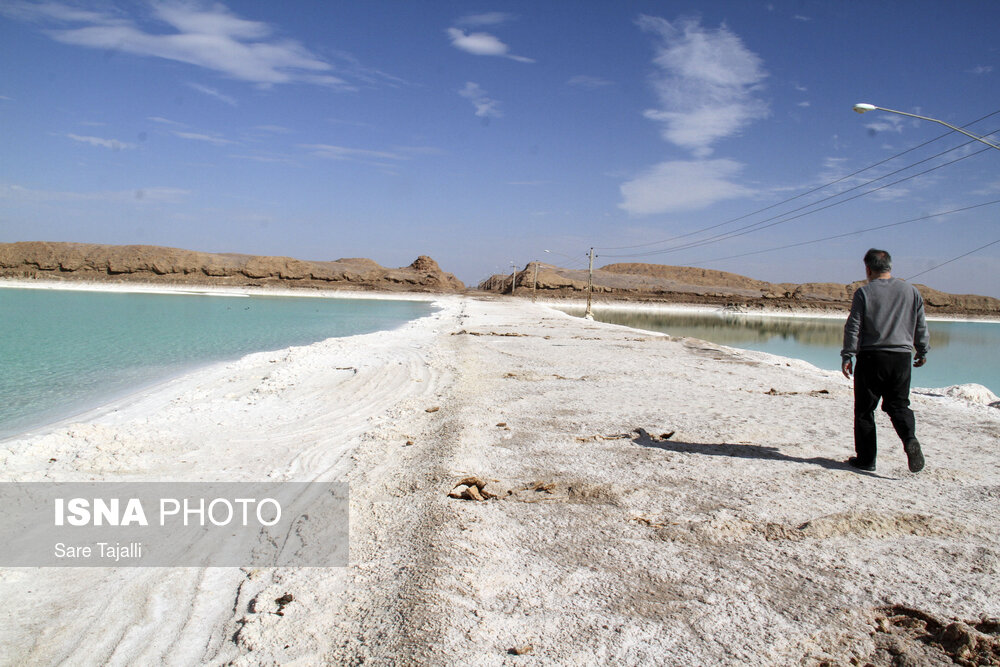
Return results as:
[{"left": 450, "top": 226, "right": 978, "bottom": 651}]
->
[
  {"left": 971, "top": 179, "right": 1000, "bottom": 196},
  {"left": 148, "top": 116, "right": 185, "bottom": 126},
  {"left": 327, "top": 117, "right": 375, "bottom": 129},
  {"left": 794, "top": 15, "right": 812, "bottom": 22},
  {"left": 636, "top": 15, "right": 769, "bottom": 158},
  {"left": 864, "top": 115, "right": 904, "bottom": 134},
  {"left": 66, "top": 133, "right": 137, "bottom": 150},
  {"left": 253, "top": 125, "right": 292, "bottom": 134},
  {"left": 173, "top": 131, "right": 239, "bottom": 146},
  {"left": 797, "top": 101, "right": 810, "bottom": 107},
  {"left": 459, "top": 82, "right": 502, "bottom": 118},
  {"left": 0, "top": 2, "right": 124, "bottom": 25},
  {"left": 0, "top": 183, "right": 189, "bottom": 203},
  {"left": 455, "top": 12, "right": 515, "bottom": 27},
  {"left": 2, "top": 1, "right": 355, "bottom": 88},
  {"left": 968, "top": 65, "right": 993, "bottom": 75},
  {"left": 299, "top": 144, "right": 406, "bottom": 162},
  {"left": 447, "top": 27, "right": 534, "bottom": 63},
  {"left": 567, "top": 75, "right": 614, "bottom": 89},
  {"left": 393, "top": 145, "right": 445, "bottom": 157},
  {"left": 229, "top": 153, "right": 298, "bottom": 165},
  {"left": 186, "top": 82, "right": 237, "bottom": 106},
  {"left": 619, "top": 159, "right": 754, "bottom": 215}
]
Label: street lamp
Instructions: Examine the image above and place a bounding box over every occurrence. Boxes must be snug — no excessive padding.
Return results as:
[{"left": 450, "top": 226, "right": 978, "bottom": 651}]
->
[
  {"left": 543, "top": 249, "right": 582, "bottom": 265},
  {"left": 853, "top": 103, "right": 1000, "bottom": 151}
]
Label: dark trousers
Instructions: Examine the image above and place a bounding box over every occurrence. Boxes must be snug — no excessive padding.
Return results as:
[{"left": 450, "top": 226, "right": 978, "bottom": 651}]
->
[{"left": 854, "top": 351, "right": 916, "bottom": 464}]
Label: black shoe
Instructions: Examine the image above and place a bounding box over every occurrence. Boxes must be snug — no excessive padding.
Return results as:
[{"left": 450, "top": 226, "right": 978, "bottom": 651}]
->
[
  {"left": 847, "top": 457, "right": 876, "bottom": 472},
  {"left": 904, "top": 439, "right": 925, "bottom": 473}
]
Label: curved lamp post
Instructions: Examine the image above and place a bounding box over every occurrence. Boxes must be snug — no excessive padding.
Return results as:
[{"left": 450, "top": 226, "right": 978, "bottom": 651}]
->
[
  {"left": 853, "top": 103, "right": 1000, "bottom": 151},
  {"left": 543, "top": 249, "right": 583, "bottom": 265}
]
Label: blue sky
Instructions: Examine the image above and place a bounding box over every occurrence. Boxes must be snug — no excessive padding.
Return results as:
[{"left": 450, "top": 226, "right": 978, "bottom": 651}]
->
[{"left": 1, "top": 1, "right": 998, "bottom": 296}]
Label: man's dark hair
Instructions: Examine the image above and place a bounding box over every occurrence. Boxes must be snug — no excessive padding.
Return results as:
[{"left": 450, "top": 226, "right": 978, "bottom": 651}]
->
[{"left": 864, "top": 248, "right": 892, "bottom": 274}]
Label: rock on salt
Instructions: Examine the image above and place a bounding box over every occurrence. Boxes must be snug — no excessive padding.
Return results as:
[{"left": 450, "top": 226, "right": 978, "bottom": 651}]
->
[{"left": 942, "top": 384, "right": 999, "bottom": 406}]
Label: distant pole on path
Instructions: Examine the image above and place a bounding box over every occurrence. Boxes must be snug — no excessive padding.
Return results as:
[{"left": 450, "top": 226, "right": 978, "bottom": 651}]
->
[
  {"left": 532, "top": 262, "right": 539, "bottom": 301},
  {"left": 585, "top": 247, "right": 595, "bottom": 320},
  {"left": 510, "top": 262, "right": 517, "bottom": 296}
]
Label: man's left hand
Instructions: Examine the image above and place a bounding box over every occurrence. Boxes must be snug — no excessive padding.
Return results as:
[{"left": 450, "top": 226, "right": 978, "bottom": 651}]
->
[
  {"left": 842, "top": 357, "right": 853, "bottom": 379},
  {"left": 914, "top": 355, "right": 927, "bottom": 368}
]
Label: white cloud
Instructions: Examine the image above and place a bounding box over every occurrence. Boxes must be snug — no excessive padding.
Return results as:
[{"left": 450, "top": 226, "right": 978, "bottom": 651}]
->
[
  {"left": 0, "top": 183, "right": 189, "bottom": 203},
  {"left": 447, "top": 27, "right": 534, "bottom": 63},
  {"left": 229, "top": 153, "right": 297, "bottom": 165},
  {"left": 455, "top": 12, "right": 514, "bottom": 27},
  {"left": 459, "top": 82, "right": 502, "bottom": 118},
  {"left": 299, "top": 144, "right": 406, "bottom": 162},
  {"left": 326, "top": 117, "right": 375, "bottom": 129},
  {"left": 864, "top": 115, "right": 904, "bottom": 134},
  {"left": 393, "top": 145, "right": 445, "bottom": 156},
  {"left": 0, "top": 2, "right": 124, "bottom": 25},
  {"left": 794, "top": 15, "right": 812, "bottom": 22},
  {"left": 65, "top": 133, "right": 137, "bottom": 150},
  {"left": 148, "top": 116, "right": 185, "bottom": 126},
  {"left": 5, "top": 1, "right": 353, "bottom": 88},
  {"left": 567, "top": 75, "right": 614, "bottom": 89},
  {"left": 154, "top": 3, "right": 269, "bottom": 39},
  {"left": 797, "top": 101, "right": 810, "bottom": 107},
  {"left": 971, "top": 179, "right": 1000, "bottom": 196},
  {"left": 636, "top": 15, "right": 769, "bottom": 157},
  {"left": 186, "top": 82, "right": 237, "bottom": 106},
  {"left": 969, "top": 65, "right": 993, "bottom": 75},
  {"left": 173, "top": 131, "right": 238, "bottom": 146},
  {"left": 619, "top": 159, "right": 754, "bottom": 215},
  {"left": 253, "top": 125, "right": 292, "bottom": 134}
]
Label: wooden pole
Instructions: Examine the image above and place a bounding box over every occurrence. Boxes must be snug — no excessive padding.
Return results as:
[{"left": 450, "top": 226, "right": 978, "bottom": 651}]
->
[
  {"left": 532, "top": 262, "right": 539, "bottom": 301},
  {"left": 585, "top": 247, "right": 594, "bottom": 319}
]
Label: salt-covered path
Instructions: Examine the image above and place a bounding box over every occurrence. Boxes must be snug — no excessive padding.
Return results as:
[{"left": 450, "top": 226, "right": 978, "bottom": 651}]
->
[{"left": 1, "top": 293, "right": 997, "bottom": 665}]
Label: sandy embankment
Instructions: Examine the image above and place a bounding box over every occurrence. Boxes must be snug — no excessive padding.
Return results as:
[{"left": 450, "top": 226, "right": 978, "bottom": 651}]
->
[{"left": 0, "top": 291, "right": 998, "bottom": 665}]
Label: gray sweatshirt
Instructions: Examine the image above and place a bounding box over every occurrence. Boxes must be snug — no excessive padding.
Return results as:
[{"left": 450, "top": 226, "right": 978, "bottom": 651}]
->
[{"left": 841, "top": 277, "right": 930, "bottom": 359}]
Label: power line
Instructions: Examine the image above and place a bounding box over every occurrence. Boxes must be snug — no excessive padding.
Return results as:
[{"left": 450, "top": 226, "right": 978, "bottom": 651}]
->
[
  {"left": 595, "top": 108, "right": 1000, "bottom": 253},
  {"left": 692, "top": 199, "right": 1000, "bottom": 264},
  {"left": 600, "top": 144, "right": 995, "bottom": 259},
  {"left": 905, "top": 237, "right": 1000, "bottom": 282}
]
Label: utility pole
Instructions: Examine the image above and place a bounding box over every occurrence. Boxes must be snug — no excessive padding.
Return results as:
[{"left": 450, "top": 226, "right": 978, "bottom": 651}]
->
[
  {"left": 510, "top": 262, "right": 517, "bottom": 296},
  {"left": 585, "top": 247, "right": 595, "bottom": 320},
  {"left": 532, "top": 261, "right": 539, "bottom": 301}
]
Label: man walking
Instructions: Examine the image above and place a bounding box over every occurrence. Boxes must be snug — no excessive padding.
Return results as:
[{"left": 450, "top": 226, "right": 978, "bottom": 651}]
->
[{"left": 841, "top": 248, "right": 929, "bottom": 473}]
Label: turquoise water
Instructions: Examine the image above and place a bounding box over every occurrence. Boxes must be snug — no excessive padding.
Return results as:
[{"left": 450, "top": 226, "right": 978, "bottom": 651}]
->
[
  {"left": 0, "top": 288, "right": 434, "bottom": 439},
  {"left": 560, "top": 307, "right": 1000, "bottom": 395}
]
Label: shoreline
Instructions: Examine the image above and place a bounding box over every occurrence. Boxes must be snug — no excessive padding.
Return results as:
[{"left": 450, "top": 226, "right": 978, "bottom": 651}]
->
[
  {"left": 6, "top": 277, "right": 999, "bottom": 322},
  {"left": 2, "top": 280, "right": 995, "bottom": 444},
  {"left": 536, "top": 295, "right": 1000, "bottom": 324},
  {"left": 0, "top": 294, "right": 997, "bottom": 663},
  {"left": 0, "top": 276, "right": 443, "bottom": 303},
  {"left": 0, "top": 279, "right": 447, "bottom": 443}
]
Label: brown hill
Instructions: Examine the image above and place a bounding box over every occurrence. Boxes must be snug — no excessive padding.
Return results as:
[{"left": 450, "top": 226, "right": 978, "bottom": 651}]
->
[
  {"left": 0, "top": 242, "right": 464, "bottom": 292},
  {"left": 479, "top": 261, "right": 1000, "bottom": 316}
]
